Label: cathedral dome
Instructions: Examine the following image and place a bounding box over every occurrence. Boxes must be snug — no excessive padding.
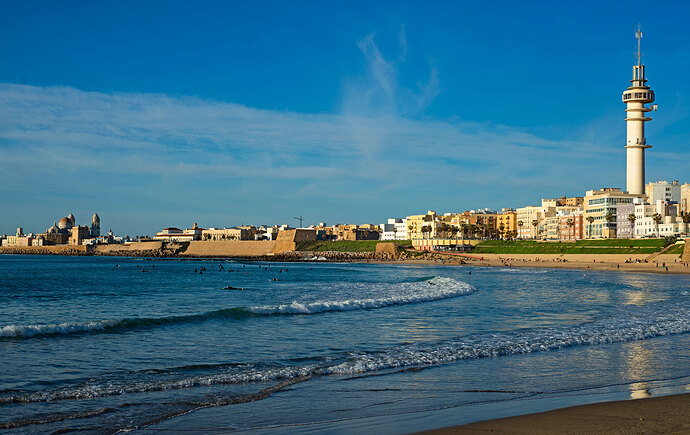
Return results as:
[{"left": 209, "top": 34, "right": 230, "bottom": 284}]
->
[
  {"left": 67, "top": 213, "right": 76, "bottom": 225},
  {"left": 58, "top": 217, "right": 73, "bottom": 230}
]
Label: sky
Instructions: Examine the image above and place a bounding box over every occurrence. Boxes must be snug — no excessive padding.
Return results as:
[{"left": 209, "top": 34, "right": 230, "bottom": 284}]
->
[{"left": 1, "top": 0, "right": 690, "bottom": 236}]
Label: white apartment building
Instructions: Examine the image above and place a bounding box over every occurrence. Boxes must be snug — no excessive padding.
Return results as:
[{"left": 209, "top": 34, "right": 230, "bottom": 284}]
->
[
  {"left": 380, "top": 218, "right": 408, "bottom": 240},
  {"left": 646, "top": 180, "right": 681, "bottom": 204}
]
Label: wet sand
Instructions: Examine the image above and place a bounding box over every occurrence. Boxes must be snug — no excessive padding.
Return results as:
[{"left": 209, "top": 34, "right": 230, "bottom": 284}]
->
[{"left": 419, "top": 393, "right": 690, "bottom": 434}]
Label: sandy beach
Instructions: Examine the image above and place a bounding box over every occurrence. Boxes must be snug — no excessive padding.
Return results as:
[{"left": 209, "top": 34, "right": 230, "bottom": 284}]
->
[
  {"left": 420, "top": 393, "right": 690, "bottom": 434},
  {"left": 394, "top": 251, "right": 690, "bottom": 275}
]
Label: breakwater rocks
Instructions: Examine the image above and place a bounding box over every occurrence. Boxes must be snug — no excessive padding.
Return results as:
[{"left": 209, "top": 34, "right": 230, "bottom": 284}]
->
[
  {"left": 0, "top": 246, "right": 92, "bottom": 256},
  {"left": 1, "top": 242, "right": 467, "bottom": 264}
]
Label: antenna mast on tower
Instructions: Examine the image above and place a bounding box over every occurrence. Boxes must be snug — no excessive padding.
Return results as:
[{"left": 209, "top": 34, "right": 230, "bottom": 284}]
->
[{"left": 635, "top": 24, "right": 643, "bottom": 65}]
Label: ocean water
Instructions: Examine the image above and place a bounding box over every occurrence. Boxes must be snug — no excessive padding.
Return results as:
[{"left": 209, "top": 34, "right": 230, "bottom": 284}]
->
[{"left": 1, "top": 255, "right": 689, "bottom": 433}]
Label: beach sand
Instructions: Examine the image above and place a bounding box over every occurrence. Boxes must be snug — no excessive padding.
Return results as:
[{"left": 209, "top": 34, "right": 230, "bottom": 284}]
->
[
  {"left": 419, "top": 393, "right": 690, "bottom": 434},
  {"left": 396, "top": 252, "right": 690, "bottom": 275}
]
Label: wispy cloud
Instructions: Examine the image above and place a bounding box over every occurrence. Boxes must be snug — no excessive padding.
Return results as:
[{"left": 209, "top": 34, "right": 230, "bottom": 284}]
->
[{"left": 0, "top": 33, "right": 686, "bottom": 234}]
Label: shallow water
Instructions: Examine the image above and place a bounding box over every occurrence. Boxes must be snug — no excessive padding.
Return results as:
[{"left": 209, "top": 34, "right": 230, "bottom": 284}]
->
[{"left": 1, "top": 255, "right": 689, "bottom": 433}]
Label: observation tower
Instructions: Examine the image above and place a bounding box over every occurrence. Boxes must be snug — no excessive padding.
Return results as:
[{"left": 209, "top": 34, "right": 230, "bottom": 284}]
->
[{"left": 622, "top": 25, "right": 657, "bottom": 196}]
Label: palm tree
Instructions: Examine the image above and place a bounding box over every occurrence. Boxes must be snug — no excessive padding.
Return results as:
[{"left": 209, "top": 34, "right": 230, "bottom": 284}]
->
[
  {"left": 604, "top": 212, "right": 615, "bottom": 238},
  {"left": 499, "top": 223, "right": 505, "bottom": 240},
  {"left": 517, "top": 221, "right": 524, "bottom": 239},
  {"left": 586, "top": 216, "right": 595, "bottom": 239},
  {"left": 532, "top": 220, "right": 539, "bottom": 240},
  {"left": 566, "top": 218, "right": 574, "bottom": 241},
  {"left": 652, "top": 213, "right": 662, "bottom": 238},
  {"left": 627, "top": 213, "right": 637, "bottom": 238},
  {"left": 450, "top": 226, "right": 459, "bottom": 240}
]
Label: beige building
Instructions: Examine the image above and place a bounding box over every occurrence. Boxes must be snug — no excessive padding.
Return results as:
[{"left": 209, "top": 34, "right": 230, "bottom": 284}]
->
[
  {"left": 682, "top": 183, "right": 690, "bottom": 214},
  {"left": 68, "top": 226, "right": 91, "bottom": 246},
  {"left": 584, "top": 188, "right": 643, "bottom": 238},
  {"left": 516, "top": 206, "right": 542, "bottom": 239},
  {"left": 202, "top": 227, "right": 252, "bottom": 241},
  {"left": 154, "top": 223, "right": 204, "bottom": 242}
]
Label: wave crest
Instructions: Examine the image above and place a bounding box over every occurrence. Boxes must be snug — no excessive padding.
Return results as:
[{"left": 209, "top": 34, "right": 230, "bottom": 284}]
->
[
  {"left": 0, "top": 277, "right": 475, "bottom": 338},
  {"left": 248, "top": 277, "right": 475, "bottom": 314}
]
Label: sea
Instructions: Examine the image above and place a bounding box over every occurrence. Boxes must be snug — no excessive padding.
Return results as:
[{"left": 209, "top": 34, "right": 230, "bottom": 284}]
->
[{"left": 1, "top": 255, "right": 689, "bottom": 433}]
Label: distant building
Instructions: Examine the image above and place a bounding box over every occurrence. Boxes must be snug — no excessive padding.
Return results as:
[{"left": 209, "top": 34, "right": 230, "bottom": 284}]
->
[
  {"left": 333, "top": 224, "right": 380, "bottom": 241},
  {"left": 202, "top": 227, "right": 252, "bottom": 241},
  {"left": 154, "top": 223, "right": 204, "bottom": 242},
  {"left": 615, "top": 203, "right": 638, "bottom": 238},
  {"left": 646, "top": 180, "right": 681, "bottom": 204},
  {"left": 584, "top": 188, "right": 643, "bottom": 238},
  {"left": 380, "top": 218, "right": 408, "bottom": 240},
  {"left": 682, "top": 183, "right": 690, "bottom": 213},
  {"left": 90, "top": 213, "right": 101, "bottom": 237},
  {"left": 559, "top": 211, "right": 584, "bottom": 241},
  {"left": 496, "top": 209, "right": 517, "bottom": 239},
  {"left": 516, "top": 206, "right": 542, "bottom": 239},
  {"left": 69, "top": 226, "right": 90, "bottom": 246}
]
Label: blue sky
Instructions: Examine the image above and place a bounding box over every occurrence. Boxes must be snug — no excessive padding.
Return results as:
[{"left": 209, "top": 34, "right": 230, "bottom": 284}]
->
[{"left": 1, "top": 1, "right": 689, "bottom": 236}]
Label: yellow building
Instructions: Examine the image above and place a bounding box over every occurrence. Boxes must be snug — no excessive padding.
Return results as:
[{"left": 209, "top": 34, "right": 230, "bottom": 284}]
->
[
  {"left": 496, "top": 210, "right": 517, "bottom": 239},
  {"left": 406, "top": 211, "right": 437, "bottom": 239}
]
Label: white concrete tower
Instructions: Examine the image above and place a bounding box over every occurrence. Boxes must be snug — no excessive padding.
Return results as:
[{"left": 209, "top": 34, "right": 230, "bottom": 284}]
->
[{"left": 622, "top": 25, "right": 657, "bottom": 195}]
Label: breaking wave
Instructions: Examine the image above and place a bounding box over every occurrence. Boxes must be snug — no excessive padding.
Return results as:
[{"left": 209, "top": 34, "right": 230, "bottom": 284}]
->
[
  {"left": 0, "top": 277, "right": 474, "bottom": 339},
  {"left": 2, "top": 300, "right": 688, "bottom": 405},
  {"left": 248, "top": 277, "right": 475, "bottom": 314}
]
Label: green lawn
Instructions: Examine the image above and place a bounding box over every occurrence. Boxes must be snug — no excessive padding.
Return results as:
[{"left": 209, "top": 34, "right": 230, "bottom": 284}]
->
[
  {"left": 472, "top": 239, "right": 666, "bottom": 254},
  {"left": 664, "top": 244, "right": 686, "bottom": 255},
  {"left": 295, "top": 240, "right": 411, "bottom": 252}
]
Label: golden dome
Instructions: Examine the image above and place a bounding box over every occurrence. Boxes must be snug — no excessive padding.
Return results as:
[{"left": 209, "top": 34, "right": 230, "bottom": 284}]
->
[{"left": 58, "top": 217, "right": 73, "bottom": 229}]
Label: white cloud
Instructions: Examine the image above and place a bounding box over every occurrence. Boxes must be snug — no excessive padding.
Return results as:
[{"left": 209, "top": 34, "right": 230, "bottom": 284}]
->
[{"left": 1, "top": 32, "right": 686, "bottom": 234}]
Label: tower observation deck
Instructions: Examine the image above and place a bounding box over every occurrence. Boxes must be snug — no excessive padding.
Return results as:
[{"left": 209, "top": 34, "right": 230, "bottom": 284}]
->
[{"left": 622, "top": 25, "right": 657, "bottom": 196}]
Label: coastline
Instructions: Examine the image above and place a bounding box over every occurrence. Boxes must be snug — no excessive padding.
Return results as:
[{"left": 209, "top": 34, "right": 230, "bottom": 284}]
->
[
  {"left": 418, "top": 392, "right": 690, "bottom": 434},
  {"left": 1, "top": 244, "right": 688, "bottom": 275}
]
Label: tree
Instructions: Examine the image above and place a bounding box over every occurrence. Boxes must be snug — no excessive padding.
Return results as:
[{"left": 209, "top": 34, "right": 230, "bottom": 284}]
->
[
  {"left": 566, "top": 218, "right": 574, "bottom": 241},
  {"left": 532, "top": 220, "right": 539, "bottom": 240},
  {"left": 499, "top": 223, "right": 505, "bottom": 240},
  {"left": 627, "top": 213, "right": 637, "bottom": 238},
  {"left": 586, "top": 216, "right": 595, "bottom": 239},
  {"left": 604, "top": 212, "right": 615, "bottom": 238},
  {"left": 652, "top": 213, "right": 662, "bottom": 238},
  {"left": 450, "top": 226, "right": 459, "bottom": 240},
  {"left": 517, "top": 221, "right": 524, "bottom": 239}
]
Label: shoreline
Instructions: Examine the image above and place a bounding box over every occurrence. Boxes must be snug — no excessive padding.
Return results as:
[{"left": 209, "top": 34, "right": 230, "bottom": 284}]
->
[
  {"left": 2, "top": 246, "right": 689, "bottom": 275},
  {"left": 418, "top": 392, "right": 690, "bottom": 434}
]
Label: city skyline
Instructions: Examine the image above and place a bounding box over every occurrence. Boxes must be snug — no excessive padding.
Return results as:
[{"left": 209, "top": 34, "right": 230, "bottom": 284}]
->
[{"left": 2, "top": 1, "right": 690, "bottom": 236}]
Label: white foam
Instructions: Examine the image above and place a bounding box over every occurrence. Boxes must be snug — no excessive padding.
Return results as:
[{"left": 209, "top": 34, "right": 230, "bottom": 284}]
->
[
  {"left": 325, "top": 304, "right": 690, "bottom": 374},
  {"left": 248, "top": 276, "right": 476, "bottom": 315},
  {"left": 3, "top": 302, "right": 688, "bottom": 405},
  {"left": 0, "top": 320, "right": 119, "bottom": 338}
]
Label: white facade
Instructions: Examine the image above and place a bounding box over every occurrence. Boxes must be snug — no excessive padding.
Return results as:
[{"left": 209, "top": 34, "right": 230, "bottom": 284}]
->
[
  {"left": 646, "top": 180, "right": 681, "bottom": 204},
  {"left": 380, "top": 218, "right": 408, "bottom": 240},
  {"left": 634, "top": 200, "right": 683, "bottom": 237}
]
